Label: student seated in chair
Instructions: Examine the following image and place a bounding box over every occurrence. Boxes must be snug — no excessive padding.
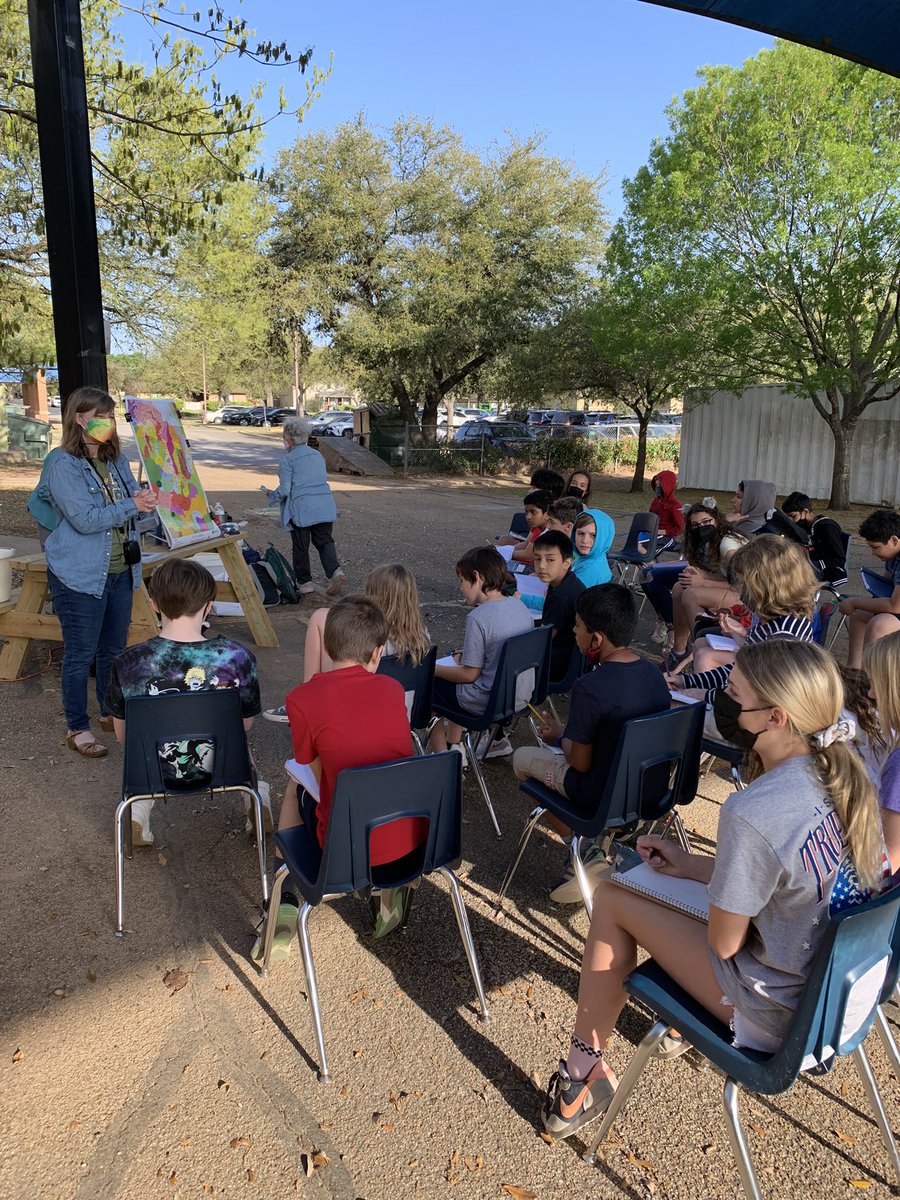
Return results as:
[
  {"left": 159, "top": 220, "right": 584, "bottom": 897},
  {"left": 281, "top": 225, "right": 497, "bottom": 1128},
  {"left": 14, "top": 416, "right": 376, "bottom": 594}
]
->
[
  {"left": 765, "top": 492, "right": 848, "bottom": 587},
  {"left": 545, "top": 496, "right": 585, "bottom": 540},
  {"left": 539, "top": 639, "right": 884, "bottom": 1140},
  {"left": 520, "top": 530, "right": 585, "bottom": 683},
  {"left": 105, "top": 558, "right": 264, "bottom": 847},
  {"left": 258, "top": 595, "right": 426, "bottom": 956},
  {"left": 842, "top": 508, "right": 900, "bottom": 669},
  {"left": 512, "top": 584, "right": 670, "bottom": 904}
]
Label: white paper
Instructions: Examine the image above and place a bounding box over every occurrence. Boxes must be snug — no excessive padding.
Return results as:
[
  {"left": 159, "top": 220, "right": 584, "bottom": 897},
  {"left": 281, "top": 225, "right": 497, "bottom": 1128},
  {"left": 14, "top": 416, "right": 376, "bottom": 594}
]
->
[
  {"left": 515, "top": 573, "right": 548, "bottom": 599},
  {"left": 495, "top": 544, "right": 515, "bottom": 562},
  {"left": 705, "top": 633, "right": 739, "bottom": 652},
  {"left": 669, "top": 690, "right": 704, "bottom": 706},
  {"left": 284, "top": 758, "right": 320, "bottom": 801},
  {"left": 436, "top": 654, "right": 457, "bottom": 668}
]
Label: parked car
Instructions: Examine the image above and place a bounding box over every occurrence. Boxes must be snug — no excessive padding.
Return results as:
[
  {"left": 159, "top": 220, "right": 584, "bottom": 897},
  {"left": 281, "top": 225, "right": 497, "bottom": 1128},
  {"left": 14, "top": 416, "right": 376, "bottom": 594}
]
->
[
  {"left": 587, "top": 421, "right": 675, "bottom": 440},
  {"left": 454, "top": 420, "right": 534, "bottom": 449},
  {"left": 208, "top": 405, "right": 245, "bottom": 424},
  {"left": 310, "top": 411, "right": 355, "bottom": 437},
  {"left": 48, "top": 394, "right": 61, "bottom": 408},
  {"left": 582, "top": 411, "right": 616, "bottom": 425},
  {"left": 249, "top": 406, "right": 296, "bottom": 426},
  {"left": 221, "top": 406, "right": 258, "bottom": 425}
]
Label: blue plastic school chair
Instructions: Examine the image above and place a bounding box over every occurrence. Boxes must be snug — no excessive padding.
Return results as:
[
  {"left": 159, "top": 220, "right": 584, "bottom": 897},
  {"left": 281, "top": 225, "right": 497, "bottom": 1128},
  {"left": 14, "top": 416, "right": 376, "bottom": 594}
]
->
[
  {"left": 433, "top": 624, "right": 553, "bottom": 837},
  {"left": 608, "top": 513, "right": 666, "bottom": 603},
  {"left": 700, "top": 735, "right": 746, "bottom": 791},
  {"left": 827, "top": 559, "right": 892, "bottom": 649},
  {"left": 495, "top": 702, "right": 705, "bottom": 918},
  {"left": 584, "top": 883, "right": 900, "bottom": 1199},
  {"left": 254, "top": 751, "right": 489, "bottom": 1082},
  {"left": 542, "top": 647, "right": 589, "bottom": 727},
  {"left": 377, "top": 646, "right": 437, "bottom": 754},
  {"left": 509, "top": 511, "right": 530, "bottom": 540},
  {"left": 114, "top": 690, "right": 268, "bottom": 936}
]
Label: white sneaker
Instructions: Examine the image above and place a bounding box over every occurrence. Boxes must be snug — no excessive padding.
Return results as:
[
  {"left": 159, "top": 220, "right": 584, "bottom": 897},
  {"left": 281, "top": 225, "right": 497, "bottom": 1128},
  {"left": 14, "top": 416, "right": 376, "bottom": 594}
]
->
[
  {"left": 650, "top": 620, "right": 669, "bottom": 644},
  {"left": 130, "top": 798, "right": 154, "bottom": 846},
  {"left": 477, "top": 735, "right": 513, "bottom": 760},
  {"left": 297, "top": 582, "right": 316, "bottom": 595},
  {"left": 549, "top": 845, "right": 611, "bottom": 904}
]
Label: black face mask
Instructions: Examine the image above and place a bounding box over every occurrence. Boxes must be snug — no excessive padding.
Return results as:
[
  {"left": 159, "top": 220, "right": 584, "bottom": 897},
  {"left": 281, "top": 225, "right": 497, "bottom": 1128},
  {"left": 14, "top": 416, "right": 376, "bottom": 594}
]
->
[
  {"left": 567, "top": 485, "right": 586, "bottom": 499},
  {"left": 695, "top": 524, "right": 717, "bottom": 543},
  {"left": 796, "top": 517, "right": 813, "bottom": 533},
  {"left": 712, "top": 690, "right": 770, "bottom": 750},
  {"left": 654, "top": 485, "right": 664, "bottom": 498}
]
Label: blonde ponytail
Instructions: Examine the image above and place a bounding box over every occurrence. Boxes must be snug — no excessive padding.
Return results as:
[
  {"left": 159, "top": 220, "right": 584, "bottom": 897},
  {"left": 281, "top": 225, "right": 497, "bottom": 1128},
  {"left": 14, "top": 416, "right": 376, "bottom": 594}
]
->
[{"left": 738, "top": 640, "right": 883, "bottom": 890}]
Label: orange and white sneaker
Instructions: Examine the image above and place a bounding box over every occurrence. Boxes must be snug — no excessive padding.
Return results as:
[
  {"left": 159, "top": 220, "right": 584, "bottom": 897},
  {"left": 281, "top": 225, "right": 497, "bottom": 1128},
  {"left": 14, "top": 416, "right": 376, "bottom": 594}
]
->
[{"left": 541, "top": 1058, "right": 617, "bottom": 1138}]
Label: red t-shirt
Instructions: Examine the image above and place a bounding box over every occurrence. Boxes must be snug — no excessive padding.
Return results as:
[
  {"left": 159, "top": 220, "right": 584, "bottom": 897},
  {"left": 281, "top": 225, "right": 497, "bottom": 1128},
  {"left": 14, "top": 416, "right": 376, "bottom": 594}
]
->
[{"left": 286, "top": 665, "right": 425, "bottom": 865}]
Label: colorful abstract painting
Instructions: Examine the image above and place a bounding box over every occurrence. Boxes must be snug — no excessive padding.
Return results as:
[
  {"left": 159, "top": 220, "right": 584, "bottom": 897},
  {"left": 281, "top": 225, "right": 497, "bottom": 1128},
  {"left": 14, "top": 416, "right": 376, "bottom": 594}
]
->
[{"left": 129, "top": 399, "right": 218, "bottom": 547}]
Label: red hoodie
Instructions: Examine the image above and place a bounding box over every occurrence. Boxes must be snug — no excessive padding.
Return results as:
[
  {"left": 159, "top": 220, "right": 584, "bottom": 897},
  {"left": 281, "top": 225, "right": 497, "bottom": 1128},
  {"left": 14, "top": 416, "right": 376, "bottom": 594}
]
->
[{"left": 650, "top": 470, "right": 684, "bottom": 538}]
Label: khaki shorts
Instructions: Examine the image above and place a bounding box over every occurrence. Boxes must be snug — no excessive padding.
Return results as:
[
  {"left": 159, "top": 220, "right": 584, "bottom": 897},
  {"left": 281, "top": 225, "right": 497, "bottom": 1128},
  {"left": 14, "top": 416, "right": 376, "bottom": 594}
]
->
[{"left": 512, "top": 745, "right": 570, "bottom": 796}]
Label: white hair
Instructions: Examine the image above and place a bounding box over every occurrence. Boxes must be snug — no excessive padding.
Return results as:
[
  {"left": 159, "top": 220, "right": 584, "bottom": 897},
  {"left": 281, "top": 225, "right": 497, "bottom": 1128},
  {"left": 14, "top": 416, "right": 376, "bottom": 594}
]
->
[{"left": 283, "top": 416, "right": 311, "bottom": 445}]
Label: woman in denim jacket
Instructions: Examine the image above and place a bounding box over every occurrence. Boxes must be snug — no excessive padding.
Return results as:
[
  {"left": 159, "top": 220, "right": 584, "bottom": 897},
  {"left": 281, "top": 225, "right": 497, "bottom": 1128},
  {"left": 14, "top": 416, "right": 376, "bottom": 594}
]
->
[
  {"left": 46, "top": 388, "right": 158, "bottom": 758},
  {"left": 262, "top": 416, "right": 345, "bottom": 596}
]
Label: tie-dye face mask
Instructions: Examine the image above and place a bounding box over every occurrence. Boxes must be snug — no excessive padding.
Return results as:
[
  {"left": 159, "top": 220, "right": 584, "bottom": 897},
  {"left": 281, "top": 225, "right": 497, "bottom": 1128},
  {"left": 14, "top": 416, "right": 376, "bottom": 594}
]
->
[{"left": 83, "top": 417, "right": 116, "bottom": 442}]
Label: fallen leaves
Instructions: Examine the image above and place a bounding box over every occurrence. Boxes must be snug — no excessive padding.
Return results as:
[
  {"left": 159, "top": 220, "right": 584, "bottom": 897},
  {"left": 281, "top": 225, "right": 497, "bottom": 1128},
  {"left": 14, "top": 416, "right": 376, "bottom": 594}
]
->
[
  {"left": 11, "top": 1048, "right": 24, "bottom": 1063},
  {"left": 163, "top": 969, "right": 189, "bottom": 995},
  {"left": 157, "top": 853, "right": 168, "bottom": 867},
  {"left": 86, "top": 970, "right": 97, "bottom": 983},
  {"left": 229, "top": 1136, "right": 252, "bottom": 1150},
  {"left": 849, "top": 1182, "right": 872, "bottom": 1190},
  {"left": 833, "top": 1129, "right": 856, "bottom": 1146},
  {"left": 299, "top": 1147, "right": 329, "bottom": 1177},
  {"left": 502, "top": 1187, "right": 537, "bottom": 1200}
]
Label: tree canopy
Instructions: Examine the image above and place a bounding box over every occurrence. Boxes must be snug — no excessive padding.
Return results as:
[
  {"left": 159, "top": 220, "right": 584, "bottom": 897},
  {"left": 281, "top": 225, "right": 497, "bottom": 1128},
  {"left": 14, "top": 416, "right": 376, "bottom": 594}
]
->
[
  {"left": 0, "top": 0, "right": 323, "bottom": 361},
  {"left": 626, "top": 39, "right": 900, "bottom": 507},
  {"left": 268, "top": 116, "right": 607, "bottom": 431}
]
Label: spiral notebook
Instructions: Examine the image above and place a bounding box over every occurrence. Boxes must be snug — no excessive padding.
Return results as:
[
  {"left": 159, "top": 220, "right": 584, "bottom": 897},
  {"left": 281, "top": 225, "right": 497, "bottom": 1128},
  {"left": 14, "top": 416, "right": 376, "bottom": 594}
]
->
[{"left": 609, "top": 861, "right": 710, "bottom": 923}]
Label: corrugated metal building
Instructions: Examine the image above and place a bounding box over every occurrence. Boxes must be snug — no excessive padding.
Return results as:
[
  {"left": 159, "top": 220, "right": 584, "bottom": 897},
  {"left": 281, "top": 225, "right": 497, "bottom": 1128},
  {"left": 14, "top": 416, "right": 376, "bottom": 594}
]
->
[{"left": 679, "top": 386, "right": 900, "bottom": 505}]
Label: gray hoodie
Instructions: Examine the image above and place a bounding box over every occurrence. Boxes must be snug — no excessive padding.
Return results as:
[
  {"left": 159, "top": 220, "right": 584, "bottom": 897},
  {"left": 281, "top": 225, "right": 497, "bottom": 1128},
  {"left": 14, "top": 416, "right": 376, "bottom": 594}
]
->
[{"left": 733, "top": 479, "right": 776, "bottom": 537}]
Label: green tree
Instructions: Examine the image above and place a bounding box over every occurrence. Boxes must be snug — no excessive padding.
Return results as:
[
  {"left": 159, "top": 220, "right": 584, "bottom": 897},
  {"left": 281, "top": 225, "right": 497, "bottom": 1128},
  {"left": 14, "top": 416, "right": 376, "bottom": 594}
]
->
[
  {"left": 627, "top": 40, "right": 900, "bottom": 508},
  {"left": 0, "top": 0, "right": 322, "bottom": 358},
  {"left": 269, "top": 116, "right": 606, "bottom": 433}
]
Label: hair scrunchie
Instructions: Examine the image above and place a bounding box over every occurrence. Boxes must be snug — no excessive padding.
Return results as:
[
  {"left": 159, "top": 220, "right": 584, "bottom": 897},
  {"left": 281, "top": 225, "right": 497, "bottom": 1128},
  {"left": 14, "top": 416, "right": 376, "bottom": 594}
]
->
[{"left": 810, "top": 716, "right": 856, "bottom": 750}]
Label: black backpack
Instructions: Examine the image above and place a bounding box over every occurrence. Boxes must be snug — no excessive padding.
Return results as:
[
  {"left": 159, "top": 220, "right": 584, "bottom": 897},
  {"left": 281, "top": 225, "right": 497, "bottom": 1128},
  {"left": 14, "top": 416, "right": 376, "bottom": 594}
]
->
[
  {"left": 264, "top": 545, "right": 300, "bottom": 604},
  {"left": 250, "top": 561, "right": 281, "bottom": 607}
]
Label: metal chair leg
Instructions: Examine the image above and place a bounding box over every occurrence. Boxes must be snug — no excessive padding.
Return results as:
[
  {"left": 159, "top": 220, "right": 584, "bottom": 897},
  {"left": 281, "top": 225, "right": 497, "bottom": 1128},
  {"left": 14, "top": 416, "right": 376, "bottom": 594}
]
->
[
  {"left": 243, "top": 787, "right": 270, "bottom": 906},
  {"left": 296, "top": 901, "right": 330, "bottom": 1084},
  {"left": 584, "top": 1020, "right": 668, "bottom": 1163},
  {"left": 439, "top": 865, "right": 490, "bottom": 1023},
  {"left": 464, "top": 731, "right": 501, "bottom": 838},
  {"left": 570, "top": 835, "right": 595, "bottom": 919},
  {"left": 731, "top": 764, "right": 745, "bottom": 791},
  {"left": 411, "top": 730, "right": 425, "bottom": 756},
  {"left": 547, "top": 698, "right": 562, "bottom": 725},
  {"left": 671, "top": 811, "right": 693, "bottom": 854},
  {"left": 827, "top": 613, "right": 847, "bottom": 650},
  {"left": 875, "top": 1005, "right": 900, "bottom": 1079},
  {"left": 257, "top": 864, "right": 288, "bottom": 977},
  {"left": 114, "top": 798, "right": 131, "bottom": 937},
  {"left": 722, "top": 1078, "right": 764, "bottom": 1200},
  {"left": 852, "top": 1044, "right": 900, "bottom": 1183},
  {"left": 494, "top": 805, "right": 546, "bottom": 914}
]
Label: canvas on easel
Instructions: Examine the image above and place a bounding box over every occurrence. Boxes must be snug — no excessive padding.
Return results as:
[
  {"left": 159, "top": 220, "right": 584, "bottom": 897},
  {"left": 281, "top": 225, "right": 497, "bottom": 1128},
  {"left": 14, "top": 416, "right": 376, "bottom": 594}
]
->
[{"left": 129, "top": 398, "right": 219, "bottom": 548}]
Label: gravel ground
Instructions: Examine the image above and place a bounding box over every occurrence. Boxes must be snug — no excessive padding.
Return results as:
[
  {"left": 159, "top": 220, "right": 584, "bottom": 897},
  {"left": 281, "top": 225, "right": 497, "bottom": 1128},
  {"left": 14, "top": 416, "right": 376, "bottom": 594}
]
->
[{"left": 1, "top": 444, "right": 897, "bottom": 1200}]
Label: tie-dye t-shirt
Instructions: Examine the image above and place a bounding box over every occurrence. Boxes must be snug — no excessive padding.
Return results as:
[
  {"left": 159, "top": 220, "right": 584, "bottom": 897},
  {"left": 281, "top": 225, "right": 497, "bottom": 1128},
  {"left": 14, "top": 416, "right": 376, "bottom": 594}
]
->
[{"left": 106, "top": 636, "right": 260, "bottom": 787}]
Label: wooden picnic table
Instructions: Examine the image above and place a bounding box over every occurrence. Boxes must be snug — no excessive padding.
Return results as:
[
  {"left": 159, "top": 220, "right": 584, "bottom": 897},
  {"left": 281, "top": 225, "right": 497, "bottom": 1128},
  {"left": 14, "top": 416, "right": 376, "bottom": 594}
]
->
[{"left": 0, "top": 532, "right": 277, "bottom": 681}]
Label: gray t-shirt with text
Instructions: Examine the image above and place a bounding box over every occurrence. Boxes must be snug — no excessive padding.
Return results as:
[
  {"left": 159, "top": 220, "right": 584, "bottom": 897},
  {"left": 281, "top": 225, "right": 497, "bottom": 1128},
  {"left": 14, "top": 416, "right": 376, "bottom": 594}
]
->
[{"left": 708, "top": 756, "right": 869, "bottom": 1039}]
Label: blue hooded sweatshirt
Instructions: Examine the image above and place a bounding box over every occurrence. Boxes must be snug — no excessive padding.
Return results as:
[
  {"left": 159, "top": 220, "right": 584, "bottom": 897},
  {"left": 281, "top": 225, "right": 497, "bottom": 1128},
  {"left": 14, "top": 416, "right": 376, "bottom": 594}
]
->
[{"left": 572, "top": 507, "right": 615, "bottom": 587}]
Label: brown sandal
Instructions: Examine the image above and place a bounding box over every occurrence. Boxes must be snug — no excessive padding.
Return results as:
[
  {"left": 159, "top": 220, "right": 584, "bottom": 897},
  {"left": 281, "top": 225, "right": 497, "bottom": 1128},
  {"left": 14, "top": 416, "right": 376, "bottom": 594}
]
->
[
  {"left": 66, "top": 732, "right": 108, "bottom": 759},
  {"left": 97, "top": 715, "right": 115, "bottom": 733}
]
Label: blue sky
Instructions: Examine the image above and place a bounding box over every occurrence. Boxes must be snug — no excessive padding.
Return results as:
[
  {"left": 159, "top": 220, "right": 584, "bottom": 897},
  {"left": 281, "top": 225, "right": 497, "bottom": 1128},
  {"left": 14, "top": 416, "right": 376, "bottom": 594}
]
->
[{"left": 118, "top": 0, "right": 770, "bottom": 215}]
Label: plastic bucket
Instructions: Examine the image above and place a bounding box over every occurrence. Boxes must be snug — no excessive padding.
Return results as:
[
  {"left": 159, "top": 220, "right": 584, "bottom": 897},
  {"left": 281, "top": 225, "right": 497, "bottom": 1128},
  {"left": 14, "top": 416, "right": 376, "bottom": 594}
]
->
[{"left": 0, "top": 547, "right": 15, "bottom": 604}]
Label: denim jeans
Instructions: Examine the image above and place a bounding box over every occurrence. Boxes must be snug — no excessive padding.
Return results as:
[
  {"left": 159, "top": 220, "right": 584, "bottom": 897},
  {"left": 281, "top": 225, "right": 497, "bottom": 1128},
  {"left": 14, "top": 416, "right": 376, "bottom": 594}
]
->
[
  {"left": 48, "top": 568, "right": 134, "bottom": 732},
  {"left": 289, "top": 521, "right": 340, "bottom": 585},
  {"left": 640, "top": 561, "right": 687, "bottom": 626}
]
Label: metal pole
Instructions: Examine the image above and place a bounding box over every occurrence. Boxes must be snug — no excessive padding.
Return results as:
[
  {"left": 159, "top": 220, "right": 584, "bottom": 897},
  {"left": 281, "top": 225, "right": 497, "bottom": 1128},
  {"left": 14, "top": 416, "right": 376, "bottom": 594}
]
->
[
  {"left": 201, "top": 346, "right": 207, "bottom": 420},
  {"left": 27, "top": 0, "right": 108, "bottom": 407},
  {"left": 293, "top": 329, "right": 300, "bottom": 412}
]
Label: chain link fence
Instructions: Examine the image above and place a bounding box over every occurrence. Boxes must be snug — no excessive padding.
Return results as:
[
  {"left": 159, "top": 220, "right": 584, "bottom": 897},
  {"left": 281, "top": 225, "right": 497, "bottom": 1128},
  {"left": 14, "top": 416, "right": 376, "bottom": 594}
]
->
[{"left": 387, "top": 426, "right": 680, "bottom": 478}]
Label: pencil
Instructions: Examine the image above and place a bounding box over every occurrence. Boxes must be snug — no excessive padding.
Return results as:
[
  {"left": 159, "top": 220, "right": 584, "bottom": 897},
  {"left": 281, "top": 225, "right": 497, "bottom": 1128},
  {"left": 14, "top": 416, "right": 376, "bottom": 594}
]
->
[{"left": 525, "top": 701, "right": 548, "bottom": 722}]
